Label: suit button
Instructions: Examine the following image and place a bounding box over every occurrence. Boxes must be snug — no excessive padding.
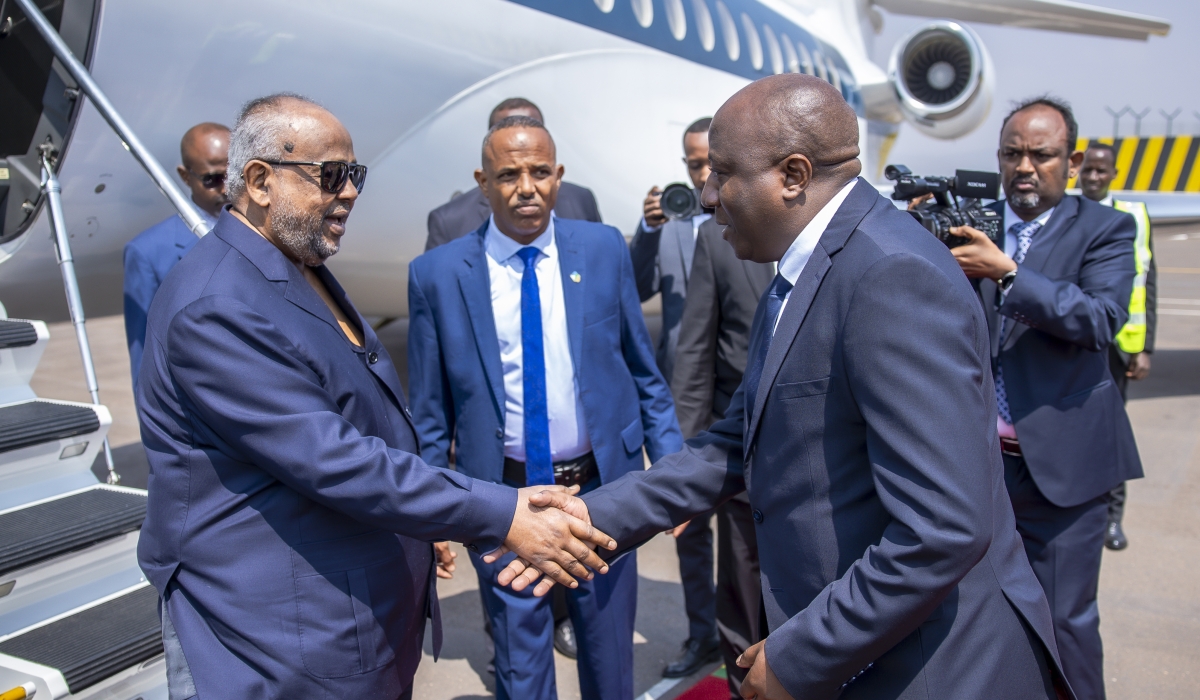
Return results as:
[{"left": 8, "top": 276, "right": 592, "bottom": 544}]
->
[
  {"left": 367, "top": 352, "right": 379, "bottom": 364},
  {"left": 752, "top": 509, "right": 763, "bottom": 523},
  {"left": 496, "top": 428, "right": 504, "bottom": 439}
]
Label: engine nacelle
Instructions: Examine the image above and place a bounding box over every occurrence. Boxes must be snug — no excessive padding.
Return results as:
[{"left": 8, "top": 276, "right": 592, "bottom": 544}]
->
[{"left": 888, "top": 21, "right": 993, "bottom": 140}]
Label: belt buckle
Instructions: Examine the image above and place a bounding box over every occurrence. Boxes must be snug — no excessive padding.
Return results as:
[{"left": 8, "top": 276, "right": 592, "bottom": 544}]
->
[{"left": 999, "top": 437, "right": 1021, "bottom": 457}]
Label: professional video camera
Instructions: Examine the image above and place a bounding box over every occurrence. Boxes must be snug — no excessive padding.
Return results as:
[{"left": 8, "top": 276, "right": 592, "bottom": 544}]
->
[
  {"left": 885, "top": 165, "right": 1002, "bottom": 248},
  {"left": 659, "top": 182, "right": 698, "bottom": 220}
]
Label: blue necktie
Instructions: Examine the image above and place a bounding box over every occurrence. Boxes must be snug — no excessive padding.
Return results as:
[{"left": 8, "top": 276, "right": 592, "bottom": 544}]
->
[
  {"left": 744, "top": 273, "right": 794, "bottom": 414},
  {"left": 994, "top": 220, "right": 1042, "bottom": 425},
  {"left": 516, "top": 247, "right": 554, "bottom": 485}
]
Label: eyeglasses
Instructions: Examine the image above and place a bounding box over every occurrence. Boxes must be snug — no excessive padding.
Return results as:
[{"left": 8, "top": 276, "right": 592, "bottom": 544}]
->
[
  {"left": 186, "top": 168, "right": 227, "bottom": 190},
  {"left": 257, "top": 160, "right": 368, "bottom": 194}
]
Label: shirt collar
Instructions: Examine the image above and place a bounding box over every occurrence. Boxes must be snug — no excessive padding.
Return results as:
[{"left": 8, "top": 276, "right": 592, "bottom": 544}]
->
[
  {"left": 1099, "top": 195, "right": 1114, "bottom": 207},
  {"left": 1003, "top": 201, "right": 1055, "bottom": 231},
  {"left": 485, "top": 214, "right": 557, "bottom": 265},
  {"left": 777, "top": 179, "right": 858, "bottom": 286}
]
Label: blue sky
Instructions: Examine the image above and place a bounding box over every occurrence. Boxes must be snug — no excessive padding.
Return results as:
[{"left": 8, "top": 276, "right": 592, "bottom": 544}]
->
[{"left": 869, "top": 0, "right": 1197, "bottom": 177}]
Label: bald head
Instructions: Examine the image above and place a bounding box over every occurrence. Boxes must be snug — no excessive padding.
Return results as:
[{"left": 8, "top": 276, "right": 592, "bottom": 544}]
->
[
  {"left": 177, "top": 122, "right": 230, "bottom": 216},
  {"left": 701, "top": 74, "right": 862, "bottom": 263}
]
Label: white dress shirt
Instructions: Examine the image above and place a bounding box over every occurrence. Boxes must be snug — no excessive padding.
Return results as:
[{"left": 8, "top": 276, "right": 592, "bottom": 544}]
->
[
  {"left": 640, "top": 212, "right": 712, "bottom": 240},
  {"left": 485, "top": 215, "right": 591, "bottom": 463},
  {"left": 774, "top": 179, "right": 859, "bottom": 330},
  {"left": 1002, "top": 202, "right": 1055, "bottom": 258}
]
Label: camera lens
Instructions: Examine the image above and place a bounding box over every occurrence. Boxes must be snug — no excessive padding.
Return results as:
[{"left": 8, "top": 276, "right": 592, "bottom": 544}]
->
[{"left": 660, "top": 183, "right": 697, "bottom": 220}]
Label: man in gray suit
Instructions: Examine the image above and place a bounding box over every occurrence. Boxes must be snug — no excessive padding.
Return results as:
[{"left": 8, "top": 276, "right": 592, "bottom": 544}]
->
[
  {"left": 670, "top": 217, "right": 773, "bottom": 697},
  {"left": 424, "top": 98, "right": 602, "bottom": 251},
  {"left": 629, "top": 117, "right": 723, "bottom": 677}
]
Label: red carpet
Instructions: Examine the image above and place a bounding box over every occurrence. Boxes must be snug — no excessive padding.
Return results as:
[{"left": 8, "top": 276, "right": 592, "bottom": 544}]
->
[{"left": 674, "top": 673, "right": 729, "bottom": 700}]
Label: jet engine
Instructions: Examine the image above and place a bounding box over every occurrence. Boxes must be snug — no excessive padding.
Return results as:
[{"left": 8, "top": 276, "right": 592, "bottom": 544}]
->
[{"left": 888, "top": 20, "right": 993, "bottom": 140}]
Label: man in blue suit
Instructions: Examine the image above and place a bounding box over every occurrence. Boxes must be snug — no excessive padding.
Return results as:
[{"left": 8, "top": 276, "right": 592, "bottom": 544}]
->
[
  {"left": 123, "top": 122, "right": 228, "bottom": 385},
  {"left": 137, "top": 94, "right": 614, "bottom": 700},
  {"left": 407, "top": 115, "right": 682, "bottom": 699},
  {"left": 510, "top": 75, "right": 1070, "bottom": 699},
  {"left": 949, "top": 97, "right": 1141, "bottom": 700}
]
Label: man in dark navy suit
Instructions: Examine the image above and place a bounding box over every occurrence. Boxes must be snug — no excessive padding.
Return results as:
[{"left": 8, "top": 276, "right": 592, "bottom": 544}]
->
[
  {"left": 407, "top": 116, "right": 682, "bottom": 699},
  {"left": 948, "top": 97, "right": 1141, "bottom": 700},
  {"left": 136, "top": 94, "right": 614, "bottom": 700},
  {"left": 123, "top": 122, "right": 228, "bottom": 386},
  {"left": 508, "top": 75, "right": 1070, "bottom": 700},
  {"left": 424, "top": 97, "right": 601, "bottom": 251}
]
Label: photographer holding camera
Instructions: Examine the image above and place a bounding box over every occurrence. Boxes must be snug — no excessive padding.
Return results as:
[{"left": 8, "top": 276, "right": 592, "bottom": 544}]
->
[{"left": 947, "top": 97, "right": 1142, "bottom": 700}]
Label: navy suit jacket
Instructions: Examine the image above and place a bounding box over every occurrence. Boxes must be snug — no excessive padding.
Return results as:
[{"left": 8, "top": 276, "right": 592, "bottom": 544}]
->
[
  {"left": 407, "top": 218, "right": 682, "bottom": 486},
  {"left": 980, "top": 196, "right": 1142, "bottom": 507},
  {"left": 136, "top": 212, "right": 516, "bottom": 697},
  {"left": 123, "top": 214, "right": 199, "bottom": 384},
  {"left": 583, "top": 180, "right": 1066, "bottom": 699}
]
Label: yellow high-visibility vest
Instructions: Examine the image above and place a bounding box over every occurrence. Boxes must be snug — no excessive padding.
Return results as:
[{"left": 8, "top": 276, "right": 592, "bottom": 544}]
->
[{"left": 1110, "top": 199, "right": 1151, "bottom": 354}]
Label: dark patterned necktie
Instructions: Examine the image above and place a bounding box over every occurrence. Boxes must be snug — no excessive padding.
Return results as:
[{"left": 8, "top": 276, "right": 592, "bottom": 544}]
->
[
  {"left": 995, "top": 220, "right": 1042, "bottom": 425},
  {"left": 744, "top": 273, "right": 794, "bottom": 415}
]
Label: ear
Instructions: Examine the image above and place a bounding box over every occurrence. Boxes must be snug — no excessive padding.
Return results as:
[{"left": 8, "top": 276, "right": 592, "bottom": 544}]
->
[
  {"left": 1067, "top": 149, "right": 1084, "bottom": 180},
  {"left": 473, "top": 168, "right": 487, "bottom": 192},
  {"left": 555, "top": 163, "right": 565, "bottom": 183},
  {"left": 244, "top": 161, "right": 272, "bottom": 209},
  {"left": 176, "top": 165, "right": 189, "bottom": 185},
  {"left": 780, "top": 154, "right": 813, "bottom": 202}
]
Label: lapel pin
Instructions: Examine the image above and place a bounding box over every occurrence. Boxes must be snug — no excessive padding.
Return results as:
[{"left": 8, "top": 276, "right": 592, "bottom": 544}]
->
[{"left": 570, "top": 271, "right": 581, "bottom": 283}]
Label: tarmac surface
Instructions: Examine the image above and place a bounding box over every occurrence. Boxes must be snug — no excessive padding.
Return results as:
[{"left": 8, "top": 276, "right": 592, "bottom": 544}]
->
[{"left": 25, "top": 223, "right": 1200, "bottom": 699}]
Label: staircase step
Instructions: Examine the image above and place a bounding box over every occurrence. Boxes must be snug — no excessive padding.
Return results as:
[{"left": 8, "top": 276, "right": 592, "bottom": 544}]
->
[
  {"left": 0, "top": 321, "right": 38, "bottom": 349},
  {"left": 0, "top": 585, "right": 161, "bottom": 695},
  {"left": 0, "top": 487, "right": 147, "bottom": 578},
  {"left": 0, "top": 401, "right": 100, "bottom": 456}
]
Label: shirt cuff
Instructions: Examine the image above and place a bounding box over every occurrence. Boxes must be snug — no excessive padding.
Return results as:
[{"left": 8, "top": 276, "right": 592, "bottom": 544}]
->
[
  {"left": 455, "top": 479, "right": 518, "bottom": 553},
  {"left": 640, "top": 217, "right": 663, "bottom": 233}
]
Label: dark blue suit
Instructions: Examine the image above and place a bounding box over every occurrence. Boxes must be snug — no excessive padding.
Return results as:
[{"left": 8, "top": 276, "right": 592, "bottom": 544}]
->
[
  {"left": 981, "top": 196, "right": 1141, "bottom": 700},
  {"left": 123, "top": 214, "right": 201, "bottom": 385},
  {"left": 407, "top": 218, "right": 683, "bottom": 699},
  {"left": 582, "top": 181, "right": 1070, "bottom": 699},
  {"left": 136, "top": 211, "right": 517, "bottom": 698}
]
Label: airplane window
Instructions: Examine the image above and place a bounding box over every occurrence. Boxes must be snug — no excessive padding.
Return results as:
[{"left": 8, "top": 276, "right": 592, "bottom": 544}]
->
[
  {"left": 714, "top": 1, "right": 739, "bottom": 61},
  {"left": 631, "top": 0, "right": 653, "bottom": 28},
  {"left": 594, "top": 0, "right": 615, "bottom": 12},
  {"left": 762, "top": 24, "right": 783, "bottom": 74},
  {"left": 780, "top": 33, "right": 800, "bottom": 73},
  {"left": 664, "top": 0, "right": 687, "bottom": 40},
  {"left": 692, "top": 0, "right": 715, "bottom": 52},
  {"left": 825, "top": 56, "right": 842, "bottom": 92},
  {"left": 796, "top": 39, "right": 814, "bottom": 75},
  {"left": 740, "top": 14, "right": 763, "bottom": 71},
  {"left": 812, "top": 48, "right": 829, "bottom": 81}
]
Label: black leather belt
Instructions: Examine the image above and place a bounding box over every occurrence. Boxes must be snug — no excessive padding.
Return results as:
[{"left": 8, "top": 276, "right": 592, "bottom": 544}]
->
[
  {"left": 503, "top": 452, "right": 597, "bottom": 488},
  {"left": 1000, "top": 437, "right": 1022, "bottom": 457}
]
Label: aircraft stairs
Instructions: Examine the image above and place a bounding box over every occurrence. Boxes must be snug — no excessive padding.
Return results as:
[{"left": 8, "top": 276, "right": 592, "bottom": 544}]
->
[{"left": 0, "top": 313, "right": 166, "bottom": 700}]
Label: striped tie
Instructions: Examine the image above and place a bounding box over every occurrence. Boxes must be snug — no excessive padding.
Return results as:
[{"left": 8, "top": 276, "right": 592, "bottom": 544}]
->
[{"left": 995, "top": 219, "right": 1042, "bottom": 425}]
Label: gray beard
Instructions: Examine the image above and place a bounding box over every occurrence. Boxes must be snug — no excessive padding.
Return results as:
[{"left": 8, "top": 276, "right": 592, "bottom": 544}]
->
[
  {"left": 272, "top": 192, "right": 338, "bottom": 266},
  {"left": 1010, "top": 191, "right": 1040, "bottom": 211}
]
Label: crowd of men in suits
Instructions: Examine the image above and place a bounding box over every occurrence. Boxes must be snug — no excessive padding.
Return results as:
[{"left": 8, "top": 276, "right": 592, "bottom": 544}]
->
[{"left": 121, "top": 75, "right": 1150, "bottom": 700}]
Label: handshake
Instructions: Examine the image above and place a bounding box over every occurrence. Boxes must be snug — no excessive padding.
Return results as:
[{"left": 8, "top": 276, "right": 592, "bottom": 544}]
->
[{"left": 435, "top": 486, "right": 614, "bottom": 596}]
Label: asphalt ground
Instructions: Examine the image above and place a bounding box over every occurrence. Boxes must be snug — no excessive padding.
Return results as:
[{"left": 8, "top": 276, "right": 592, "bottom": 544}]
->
[{"left": 23, "top": 223, "right": 1200, "bottom": 699}]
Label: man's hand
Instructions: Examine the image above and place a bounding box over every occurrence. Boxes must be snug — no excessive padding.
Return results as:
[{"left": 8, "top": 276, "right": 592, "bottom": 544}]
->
[
  {"left": 950, "top": 225, "right": 1016, "bottom": 281},
  {"left": 737, "top": 640, "right": 795, "bottom": 700},
  {"left": 1127, "top": 352, "right": 1152, "bottom": 380},
  {"left": 671, "top": 521, "right": 691, "bottom": 537},
  {"left": 433, "top": 541, "right": 457, "bottom": 579},
  {"left": 644, "top": 186, "right": 667, "bottom": 228},
  {"left": 906, "top": 192, "right": 933, "bottom": 211},
  {"left": 486, "top": 485, "right": 616, "bottom": 597}
]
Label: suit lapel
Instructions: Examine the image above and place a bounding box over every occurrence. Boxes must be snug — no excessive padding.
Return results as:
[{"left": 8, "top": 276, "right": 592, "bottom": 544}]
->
[
  {"left": 458, "top": 222, "right": 507, "bottom": 419},
  {"left": 555, "top": 222, "right": 585, "bottom": 374},
  {"left": 675, "top": 220, "right": 696, "bottom": 285},
  {"left": 1003, "top": 196, "right": 1079, "bottom": 349}
]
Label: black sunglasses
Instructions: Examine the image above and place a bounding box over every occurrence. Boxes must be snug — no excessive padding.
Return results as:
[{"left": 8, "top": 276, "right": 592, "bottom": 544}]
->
[
  {"left": 187, "top": 168, "right": 227, "bottom": 190},
  {"left": 258, "top": 160, "right": 368, "bottom": 194}
]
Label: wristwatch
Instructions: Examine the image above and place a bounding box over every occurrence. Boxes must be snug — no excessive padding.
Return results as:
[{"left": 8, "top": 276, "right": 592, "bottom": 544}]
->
[{"left": 997, "top": 268, "right": 1018, "bottom": 293}]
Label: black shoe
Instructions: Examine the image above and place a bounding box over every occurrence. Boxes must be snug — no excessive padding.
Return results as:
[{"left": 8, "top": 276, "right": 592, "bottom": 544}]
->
[
  {"left": 663, "top": 635, "right": 721, "bottom": 678},
  {"left": 1105, "top": 520, "right": 1128, "bottom": 551},
  {"left": 554, "top": 619, "right": 578, "bottom": 659}
]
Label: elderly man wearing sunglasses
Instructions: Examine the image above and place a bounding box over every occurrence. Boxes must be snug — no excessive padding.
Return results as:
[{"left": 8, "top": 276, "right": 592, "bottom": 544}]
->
[{"left": 123, "top": 122, "right": 230, "bottom": 387}]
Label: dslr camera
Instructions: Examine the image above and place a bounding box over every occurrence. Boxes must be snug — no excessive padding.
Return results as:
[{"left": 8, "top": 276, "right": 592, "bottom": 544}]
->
[
  {"left": 659, "top": 182, "right": 699, "bottom": 220},
  {"left": 885, "top": 165, "right": 1002, "bottom": 248}
]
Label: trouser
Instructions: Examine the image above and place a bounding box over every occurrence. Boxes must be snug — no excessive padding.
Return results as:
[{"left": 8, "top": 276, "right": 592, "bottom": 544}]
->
[
  {"left": 1005, "top": 454, "right": 1109, "bottom": 700},
  {"left": 715, "top": 498, "right": 764, "bottom": 700},
  {"left": 1106, "top": 346, "right": 1131, "bottom": 524},
  {"left": 675, "top": 511, "right": 718, "bottom": 643}
]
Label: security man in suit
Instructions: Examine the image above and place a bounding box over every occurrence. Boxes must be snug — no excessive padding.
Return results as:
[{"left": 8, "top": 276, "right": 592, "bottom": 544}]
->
[
  {"left": 123, "top": 122, "right": 228, "bottom": 385},
  {"left": 407, "top": 115, "right": 682, "bottom": 699},
  {"left": 1079, "top": 142, "right": 1157, "bottom": 551},
  {"left": 137, "top": 94, "right": 614, "bottom": 699},
  {"left": 629, "top": 117, "right": 724, "bottom": 677},
  {"left": 671, "top": 216, "right": 774, "bottom": 697},
  {"left": 514, "top": 74, "right": 1070, "bottom": 700},
  {"left": 424, "top": 97, "right": 602, "bottom": 251},
  {"left": 950, "top": 96, "right": 1141, "bottom": 700}
]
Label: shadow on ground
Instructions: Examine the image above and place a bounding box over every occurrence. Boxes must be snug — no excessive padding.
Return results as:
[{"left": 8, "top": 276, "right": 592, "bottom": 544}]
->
[{"left": 91, "top": 442, "right": 150, "bottom": 489}]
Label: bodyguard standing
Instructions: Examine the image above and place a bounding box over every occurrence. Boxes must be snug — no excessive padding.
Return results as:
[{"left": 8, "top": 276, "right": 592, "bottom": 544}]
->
[
  {"left": 1079, "top": 142, "right": 1157, "bottom": 551},
  {"left": 949, "top": 97, "right": 1142, "bottom": 700},
  {"left": 407, "top": 115, "right": 682, "bottom": 699}
]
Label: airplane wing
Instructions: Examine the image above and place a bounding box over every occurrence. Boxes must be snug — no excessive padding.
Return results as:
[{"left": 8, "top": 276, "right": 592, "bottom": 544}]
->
[{"left": 872, "top": 0, "right": 1170, "bottom": 40}]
